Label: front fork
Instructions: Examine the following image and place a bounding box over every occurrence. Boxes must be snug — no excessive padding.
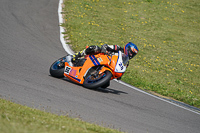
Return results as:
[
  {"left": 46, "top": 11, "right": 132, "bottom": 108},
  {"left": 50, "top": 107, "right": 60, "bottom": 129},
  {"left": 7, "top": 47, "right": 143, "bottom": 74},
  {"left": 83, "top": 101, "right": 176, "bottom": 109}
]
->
[{"left": 90, "top": 66, "right": 103, "bottom": 77}]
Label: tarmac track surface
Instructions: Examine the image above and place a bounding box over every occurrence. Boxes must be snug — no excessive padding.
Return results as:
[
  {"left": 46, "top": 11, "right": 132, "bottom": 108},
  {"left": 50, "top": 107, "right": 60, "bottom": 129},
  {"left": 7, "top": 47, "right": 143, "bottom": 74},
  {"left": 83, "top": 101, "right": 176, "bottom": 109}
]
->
[{"left": 0, "top": 0, "right": 200, "bottom": 133}]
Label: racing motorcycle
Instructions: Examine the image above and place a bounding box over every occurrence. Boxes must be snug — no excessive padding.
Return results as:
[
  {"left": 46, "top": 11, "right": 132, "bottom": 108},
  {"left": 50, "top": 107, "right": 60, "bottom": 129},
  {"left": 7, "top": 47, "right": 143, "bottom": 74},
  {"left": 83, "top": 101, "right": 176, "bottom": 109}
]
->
[{"left": 49, "top": 51, "right": 129, "bottom": 89}]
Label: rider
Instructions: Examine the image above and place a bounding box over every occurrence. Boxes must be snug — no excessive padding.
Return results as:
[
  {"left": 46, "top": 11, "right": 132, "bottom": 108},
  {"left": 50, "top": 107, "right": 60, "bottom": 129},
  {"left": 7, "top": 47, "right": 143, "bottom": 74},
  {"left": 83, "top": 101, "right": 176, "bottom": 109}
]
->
[{"left": 72, "top": 42, "right": 139, "bottom": 63}]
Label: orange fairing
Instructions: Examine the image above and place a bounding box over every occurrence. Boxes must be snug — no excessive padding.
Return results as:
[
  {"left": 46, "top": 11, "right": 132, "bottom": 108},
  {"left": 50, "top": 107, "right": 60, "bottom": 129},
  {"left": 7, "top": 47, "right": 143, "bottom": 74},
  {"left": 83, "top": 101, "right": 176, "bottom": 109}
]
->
[
  {"left": 110, "top": 55, "right": 118, "bottom": 70},
  {"left": 64, "top": 54, "right": 111, "bottom": 84},
  {"left": 96, "top": 54, "right": 124, "bottom": 79},
  {"left": 64, "top": 62, "right": 83, "bottom": 84},
  {"left": 63, "top": 51, "right": 126, "bottom": 85}
]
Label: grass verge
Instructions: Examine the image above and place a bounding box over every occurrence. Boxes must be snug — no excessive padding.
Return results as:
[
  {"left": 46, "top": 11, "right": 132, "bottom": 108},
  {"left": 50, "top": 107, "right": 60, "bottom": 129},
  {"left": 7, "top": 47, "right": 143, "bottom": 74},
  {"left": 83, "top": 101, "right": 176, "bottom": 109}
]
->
[
  {"left": 0, "top": 98, "right": 122, "bottom": 133},
  {"left": 61, "top": 0, "right": 200, "bottom": 108}
]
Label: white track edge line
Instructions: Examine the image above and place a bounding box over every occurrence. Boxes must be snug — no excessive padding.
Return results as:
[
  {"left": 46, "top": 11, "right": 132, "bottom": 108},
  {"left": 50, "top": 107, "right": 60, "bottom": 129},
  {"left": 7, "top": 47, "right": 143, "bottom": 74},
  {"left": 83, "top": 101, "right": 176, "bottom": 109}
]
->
[
  {"left": 117, "top": 79, "right": 200, "bottom": 115},
  {"left": 58, "top": 0, "right": 74, "bottom": 55},
  {"left": 58, "top": 0, "right": 200, "bottom": 115}
]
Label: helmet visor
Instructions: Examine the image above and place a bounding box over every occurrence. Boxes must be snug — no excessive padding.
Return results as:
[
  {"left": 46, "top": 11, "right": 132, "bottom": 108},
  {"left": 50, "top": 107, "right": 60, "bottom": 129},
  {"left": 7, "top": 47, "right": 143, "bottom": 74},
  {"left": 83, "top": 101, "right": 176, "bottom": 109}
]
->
[{"left": 129, "top": 50, "right": 136, "bottom": 59}]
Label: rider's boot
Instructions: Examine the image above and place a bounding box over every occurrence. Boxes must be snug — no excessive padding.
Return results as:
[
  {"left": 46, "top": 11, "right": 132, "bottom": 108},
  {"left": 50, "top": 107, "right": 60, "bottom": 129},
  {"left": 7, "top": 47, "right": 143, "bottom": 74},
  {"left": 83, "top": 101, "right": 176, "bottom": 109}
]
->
[{"left": 71, "top": 50, "right": 86, "bottom": 62}]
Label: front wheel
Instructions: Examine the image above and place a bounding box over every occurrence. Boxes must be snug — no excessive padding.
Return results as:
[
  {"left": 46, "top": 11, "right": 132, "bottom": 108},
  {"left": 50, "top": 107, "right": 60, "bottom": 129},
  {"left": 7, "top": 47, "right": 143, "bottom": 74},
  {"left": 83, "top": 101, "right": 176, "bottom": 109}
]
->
[
  {"left": 83, "top": 71, "right": 112, "bottom": 89},
  {"left": 49, "top": 56, "right": 66, "bottom": 78}
]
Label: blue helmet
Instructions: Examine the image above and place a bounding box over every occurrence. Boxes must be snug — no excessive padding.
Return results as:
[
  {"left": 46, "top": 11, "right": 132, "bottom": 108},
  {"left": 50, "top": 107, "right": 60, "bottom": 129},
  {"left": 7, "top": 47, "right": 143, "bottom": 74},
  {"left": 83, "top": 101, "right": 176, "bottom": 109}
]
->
[{"left": 124, "top": 42, "right": 138, "bottom": 59}]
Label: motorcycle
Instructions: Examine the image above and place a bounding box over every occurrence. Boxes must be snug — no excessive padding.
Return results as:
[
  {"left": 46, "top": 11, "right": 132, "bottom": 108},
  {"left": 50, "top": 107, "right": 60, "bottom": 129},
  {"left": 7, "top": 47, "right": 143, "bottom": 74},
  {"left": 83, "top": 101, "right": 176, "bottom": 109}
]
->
[{"left": 49, "top": 51, "right": 129, "bottom": 89}]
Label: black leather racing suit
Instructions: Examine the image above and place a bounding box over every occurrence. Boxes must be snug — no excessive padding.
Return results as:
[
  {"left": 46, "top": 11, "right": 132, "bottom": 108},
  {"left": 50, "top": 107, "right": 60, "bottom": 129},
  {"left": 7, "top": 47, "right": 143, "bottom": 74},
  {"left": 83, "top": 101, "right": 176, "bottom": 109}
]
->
[{"left": 72, "top": 44, "right": 123, "bottom": 62}]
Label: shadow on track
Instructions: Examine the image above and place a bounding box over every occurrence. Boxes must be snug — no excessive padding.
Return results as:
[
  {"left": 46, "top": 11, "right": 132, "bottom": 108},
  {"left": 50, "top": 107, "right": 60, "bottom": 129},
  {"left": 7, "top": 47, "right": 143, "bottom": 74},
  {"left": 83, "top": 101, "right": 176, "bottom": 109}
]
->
[
  {"left": 63, "top": 77, "right": 128, "bottom": 95},
  {"left": 49, "top": 75, "right": 128, "bottom": 95},
  {"left": 94, "top": 87, "right": 128, "bottom": 95}
]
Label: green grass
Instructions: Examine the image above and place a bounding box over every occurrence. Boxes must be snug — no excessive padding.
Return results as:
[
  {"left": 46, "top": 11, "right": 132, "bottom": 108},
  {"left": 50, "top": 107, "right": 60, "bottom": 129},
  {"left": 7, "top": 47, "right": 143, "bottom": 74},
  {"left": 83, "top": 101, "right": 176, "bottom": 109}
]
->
[
  {"left": 0, "top": 98, "right": 122, "bottom": 133},
  {"left": 62, "top": 0, "right": 200, "bottom": 108}
]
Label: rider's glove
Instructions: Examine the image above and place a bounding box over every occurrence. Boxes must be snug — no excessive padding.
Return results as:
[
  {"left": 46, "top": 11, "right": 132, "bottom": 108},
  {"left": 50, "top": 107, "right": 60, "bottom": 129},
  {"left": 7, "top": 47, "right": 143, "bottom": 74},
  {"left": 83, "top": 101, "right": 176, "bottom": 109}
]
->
[{"left": 101, "top": 44, "right": 108, "bottom": 54}]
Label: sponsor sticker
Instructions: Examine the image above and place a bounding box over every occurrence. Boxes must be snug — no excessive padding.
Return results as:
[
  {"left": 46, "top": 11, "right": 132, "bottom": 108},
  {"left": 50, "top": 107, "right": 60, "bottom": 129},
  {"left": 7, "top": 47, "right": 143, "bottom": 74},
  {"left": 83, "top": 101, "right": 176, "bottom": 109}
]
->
[{"left": 97, "top": 57, "right": 103, "bottom": 62}]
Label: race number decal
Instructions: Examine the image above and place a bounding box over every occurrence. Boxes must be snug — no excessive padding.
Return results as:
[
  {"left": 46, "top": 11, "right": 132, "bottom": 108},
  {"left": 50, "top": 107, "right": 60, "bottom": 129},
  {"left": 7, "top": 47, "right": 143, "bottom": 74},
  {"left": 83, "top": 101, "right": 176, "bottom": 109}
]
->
[{"left": 65, "top": 66, "right": 71, "bottom": 74}]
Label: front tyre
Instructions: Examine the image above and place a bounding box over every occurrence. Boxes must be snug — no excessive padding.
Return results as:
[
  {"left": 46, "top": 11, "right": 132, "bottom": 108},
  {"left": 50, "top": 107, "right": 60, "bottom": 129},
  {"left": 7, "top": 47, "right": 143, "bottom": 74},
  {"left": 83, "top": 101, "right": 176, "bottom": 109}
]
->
[
  {"left": 49, "top": 57, "right": 66, "bottom": 78},
  {"left": 83, "top": 71, "right": 112, "bottom": 89}
]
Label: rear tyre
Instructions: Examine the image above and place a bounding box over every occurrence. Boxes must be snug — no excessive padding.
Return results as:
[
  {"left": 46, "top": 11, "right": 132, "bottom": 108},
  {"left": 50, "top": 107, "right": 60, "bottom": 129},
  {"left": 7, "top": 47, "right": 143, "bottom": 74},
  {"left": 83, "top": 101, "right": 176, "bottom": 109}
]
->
[
  {"left": 83, "top": 71, "right": 112, "bottom": 89},
  {"left": 49, "top": 57, "right": 66, "bottom": 78}
]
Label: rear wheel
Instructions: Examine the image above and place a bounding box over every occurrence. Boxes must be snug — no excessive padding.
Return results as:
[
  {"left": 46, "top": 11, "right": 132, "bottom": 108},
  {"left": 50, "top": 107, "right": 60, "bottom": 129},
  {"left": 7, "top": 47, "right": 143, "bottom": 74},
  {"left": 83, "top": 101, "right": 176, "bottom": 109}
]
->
[
  {"left": 83, "top": 70, "right": 112, "bottom": 89},
  {"left": 49, "top": 56, "right": 66, "bottom": 78}
]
